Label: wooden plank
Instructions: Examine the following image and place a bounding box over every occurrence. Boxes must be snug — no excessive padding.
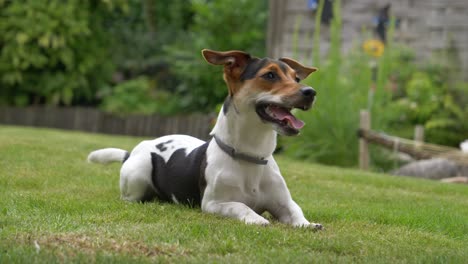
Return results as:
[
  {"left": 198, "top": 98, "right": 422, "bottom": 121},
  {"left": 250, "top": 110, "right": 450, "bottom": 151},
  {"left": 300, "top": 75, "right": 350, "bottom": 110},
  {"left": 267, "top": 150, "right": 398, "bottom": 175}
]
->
[
  {"left": 268, "top": 0, "right": 288, "bottom": 58},
  {"left": 358, "top": 129, "right": 432, "bottom": 160},
  {"left": 267, "top": 0, "right": 279, "bottom": 57}
]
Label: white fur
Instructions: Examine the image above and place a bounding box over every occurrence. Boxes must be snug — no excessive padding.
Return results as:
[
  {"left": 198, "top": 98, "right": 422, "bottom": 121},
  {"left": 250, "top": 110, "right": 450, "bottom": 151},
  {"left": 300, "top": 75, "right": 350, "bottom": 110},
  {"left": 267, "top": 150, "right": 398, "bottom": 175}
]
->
[
  {"left": 120, "top": 135, "right": 203, "bottom": 201},
  {"left": 461, "top": 140, "right": 468, "bottom": 153},
  {"left": 255, "top": 91, "right": 285, "bottom": 107},
  {"left": 136, "top": 135, "right": 204, "bottom": 163},
  {"left": 87, "top": 148, "right": 128, "bottom": 164},
  {"left": 88, "top": 99, "right": 322, "bottom": 229},
  {"left": 203, "top": 100, "right": 322, "bottom": 228}
]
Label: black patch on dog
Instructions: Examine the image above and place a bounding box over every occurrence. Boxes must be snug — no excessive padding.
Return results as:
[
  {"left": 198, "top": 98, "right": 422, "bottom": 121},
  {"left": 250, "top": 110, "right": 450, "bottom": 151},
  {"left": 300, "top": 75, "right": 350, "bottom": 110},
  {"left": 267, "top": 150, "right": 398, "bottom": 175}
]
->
[
  {"left": 156, "top": 140, "right": 173, "bottom": 152},
  {"left": 223, "top": 96, "right": 232, "bottom": 115},
  {"left": 240, "top": 58, "right": 269, "bottom": 81},
  {"left": 139, "top": 187, "right": 158, "bottom": 203},
  {"left": 122, "top": 151, "right": 130, "bottom": 163},
  {"left": 276, "top": 61, "right": 289, "bottom": 75},
  {"left": 150, "top": 140, "right": 210, "bottom": 207},
  {"left": 198, "top": 153, "right": 208, "bottom": 197}
]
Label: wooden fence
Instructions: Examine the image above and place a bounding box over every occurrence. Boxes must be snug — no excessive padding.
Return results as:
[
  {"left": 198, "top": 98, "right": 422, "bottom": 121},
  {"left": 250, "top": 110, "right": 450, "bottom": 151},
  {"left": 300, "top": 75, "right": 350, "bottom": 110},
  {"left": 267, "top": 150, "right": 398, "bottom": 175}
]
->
[
  {"left": 0, "top": 106, "right": 214, "bottom": 140},
  {"left": 358, "top": 109, "right": 468, "bottom": 169}
]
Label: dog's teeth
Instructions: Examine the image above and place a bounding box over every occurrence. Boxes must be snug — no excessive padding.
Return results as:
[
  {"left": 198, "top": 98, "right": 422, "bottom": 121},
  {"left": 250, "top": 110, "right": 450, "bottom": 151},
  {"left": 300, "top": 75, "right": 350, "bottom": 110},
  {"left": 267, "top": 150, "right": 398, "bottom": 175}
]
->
[{"left": 267, "top": 109, "right": 275, "bottom": 117}]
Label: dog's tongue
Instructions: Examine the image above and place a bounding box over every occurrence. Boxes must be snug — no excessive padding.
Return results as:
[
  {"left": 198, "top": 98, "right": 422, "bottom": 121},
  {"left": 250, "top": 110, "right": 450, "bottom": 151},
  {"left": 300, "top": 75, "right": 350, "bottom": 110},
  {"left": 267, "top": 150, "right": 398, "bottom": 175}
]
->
[{"left": 269, "top": 106, "right": 305, "bottom": 129}]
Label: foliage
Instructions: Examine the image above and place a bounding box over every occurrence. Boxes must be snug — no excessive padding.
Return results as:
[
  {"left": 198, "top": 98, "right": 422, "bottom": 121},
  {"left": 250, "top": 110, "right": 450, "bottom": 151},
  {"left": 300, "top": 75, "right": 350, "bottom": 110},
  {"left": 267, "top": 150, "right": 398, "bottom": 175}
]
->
[
  {"left": 92, "top": 0, "right": 196, "bottom": 115},
  {"left": 164, "top": 0, "right": 268, "bottom": 112},
  {"left": 0, "top": 0, "right": 267, "bottom": 114},
  {"left": 100, "top": 77, "right": 180, "bottom": 115},
  {"left": 0, "top": 0, "right": 127, "bottom": 106},
  {"left": 384, "top": 37, "right": 468, "bottom": 147},
  {"left": 106, "top": 0, "right": 193, "bottom": 81},
  {"left": 393, "top": 72, "right": 442, "bottom": 124},
  {"left": 283, "top": 0, "right": 467, "bottom": 168},
  {"left": 1, "top": 126, "right": 467, "bottom": 263},
  {"left": 284, "top": 0, "right": 372, "bottom": 167},
  {"left": 77, "top": 0, "right": 266, "bottom": 114},
  {"left": 389, "top": 69, "right": 468, "bottom": 146}
]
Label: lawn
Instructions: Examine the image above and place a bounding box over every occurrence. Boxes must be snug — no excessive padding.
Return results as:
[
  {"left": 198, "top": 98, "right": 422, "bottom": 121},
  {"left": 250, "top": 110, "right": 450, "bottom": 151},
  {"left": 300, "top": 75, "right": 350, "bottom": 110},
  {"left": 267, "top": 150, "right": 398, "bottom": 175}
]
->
[{"left": 0, "top": 125, "right": 467, "bottom": 263}]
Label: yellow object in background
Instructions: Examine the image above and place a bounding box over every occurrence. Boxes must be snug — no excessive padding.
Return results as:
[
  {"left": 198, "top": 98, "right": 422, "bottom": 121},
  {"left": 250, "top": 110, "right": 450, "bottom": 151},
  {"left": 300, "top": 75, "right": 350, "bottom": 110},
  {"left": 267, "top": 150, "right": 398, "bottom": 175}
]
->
[{"left": 363, "top": 39, "right": 385, "bottom": 58}]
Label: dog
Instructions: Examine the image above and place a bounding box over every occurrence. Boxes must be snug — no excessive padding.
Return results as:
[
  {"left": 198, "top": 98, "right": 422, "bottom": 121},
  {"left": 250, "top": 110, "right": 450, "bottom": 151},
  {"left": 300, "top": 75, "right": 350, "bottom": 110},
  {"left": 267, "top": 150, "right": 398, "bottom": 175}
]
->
[{"left": 88, "top": 49, "right": 322, "bottom": 229}]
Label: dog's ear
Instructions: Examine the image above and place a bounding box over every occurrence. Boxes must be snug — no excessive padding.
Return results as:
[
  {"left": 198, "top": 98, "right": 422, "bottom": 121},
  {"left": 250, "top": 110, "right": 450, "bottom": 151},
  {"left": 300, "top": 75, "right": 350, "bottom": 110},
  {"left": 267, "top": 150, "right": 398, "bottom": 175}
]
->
[
  {"left": 202, "top": 49, "right": 251, "bottom": 68},
  {"left": 202, "top": 49, "right": 252, "bottom": 95},
  {"left": 279, "top": 57, "right": 318, "bottom": 80}
]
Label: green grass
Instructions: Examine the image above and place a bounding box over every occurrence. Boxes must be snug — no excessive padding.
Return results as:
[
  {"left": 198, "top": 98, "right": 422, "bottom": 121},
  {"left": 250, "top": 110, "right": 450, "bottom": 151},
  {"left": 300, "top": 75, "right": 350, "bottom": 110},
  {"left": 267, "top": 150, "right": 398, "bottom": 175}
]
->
[{"left": 0, "top": 125, "right": 467, "bottom": 263}]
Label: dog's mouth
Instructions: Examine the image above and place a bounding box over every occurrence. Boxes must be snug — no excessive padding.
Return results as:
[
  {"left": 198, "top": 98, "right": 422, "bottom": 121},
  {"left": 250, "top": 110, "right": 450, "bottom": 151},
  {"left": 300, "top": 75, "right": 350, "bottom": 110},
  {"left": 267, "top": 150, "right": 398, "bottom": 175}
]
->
[{"left": 255, "top": 103, "right": 307, "bottom": 136}]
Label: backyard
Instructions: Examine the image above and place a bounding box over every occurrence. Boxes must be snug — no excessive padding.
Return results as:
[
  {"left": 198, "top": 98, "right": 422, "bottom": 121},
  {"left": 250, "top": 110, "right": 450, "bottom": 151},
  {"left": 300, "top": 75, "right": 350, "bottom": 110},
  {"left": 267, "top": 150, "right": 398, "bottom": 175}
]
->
[
  {"left": 0, "top": 126, "right": 467, "bottom": 263},
  {"left": 1, "top": 1, "right": 468, "bottom": 263},
  {"left": 1, "top": 0, "right": 467, "bottom": 170}
]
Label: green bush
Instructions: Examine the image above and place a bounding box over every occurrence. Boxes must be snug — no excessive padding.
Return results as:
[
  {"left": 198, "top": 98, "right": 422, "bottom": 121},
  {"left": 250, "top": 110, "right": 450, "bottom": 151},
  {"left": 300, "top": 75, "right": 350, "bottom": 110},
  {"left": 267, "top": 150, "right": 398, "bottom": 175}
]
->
[
  {"left": 107, "top": 0, "right": 193, "bottom": 81},
  {"left": 282, "top": 0, "right": 467, "bottom": 168},
  {"left": 283, "top": 0, "right": 372, "bottom": 167},
  {"left": 164, "top": 0, "right": 268, "bottom": 112},
  {"left": 100, "top": 77, "right": 180, "bottom": 115},
  {"left": 0, "top": 0, "right": 267, "bottom": 114},
  {"left": 390, "top": 69, "right": 468, "bottom": 147},
  {"left": 0, "top": 0, "right": 127, "bottom": 106},
  {"left": 101, "top": 0, "right": 267, "bottom": 114}
]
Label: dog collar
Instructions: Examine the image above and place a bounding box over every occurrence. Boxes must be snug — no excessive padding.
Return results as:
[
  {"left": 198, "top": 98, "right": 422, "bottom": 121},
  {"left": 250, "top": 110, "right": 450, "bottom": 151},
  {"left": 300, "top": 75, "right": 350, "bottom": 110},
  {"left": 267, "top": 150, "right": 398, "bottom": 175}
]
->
[{"left": 213, "top": 135, "right": 268, "bottom": 165}]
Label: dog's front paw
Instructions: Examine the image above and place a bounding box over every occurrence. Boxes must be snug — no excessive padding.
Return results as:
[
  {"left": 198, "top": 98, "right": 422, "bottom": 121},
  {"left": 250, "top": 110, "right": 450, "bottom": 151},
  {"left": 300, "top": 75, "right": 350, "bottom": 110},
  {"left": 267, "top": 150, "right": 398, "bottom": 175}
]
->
[
  {"left": 243, "top": 215, "right": 270, "bottom": 226},
  {"left": 310, "top": 222, "right": 324, "bottom": 230},
  {"left": 292, "top": 221, "right": 324, "bottom": 230}
]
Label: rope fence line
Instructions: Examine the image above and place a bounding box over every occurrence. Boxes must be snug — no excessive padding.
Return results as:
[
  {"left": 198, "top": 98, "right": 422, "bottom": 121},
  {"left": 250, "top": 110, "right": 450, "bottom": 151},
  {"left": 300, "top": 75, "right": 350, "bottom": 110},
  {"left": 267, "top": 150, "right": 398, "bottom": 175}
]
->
[{"left": 358, "top": 109, "right": 468, "bottom": 169}]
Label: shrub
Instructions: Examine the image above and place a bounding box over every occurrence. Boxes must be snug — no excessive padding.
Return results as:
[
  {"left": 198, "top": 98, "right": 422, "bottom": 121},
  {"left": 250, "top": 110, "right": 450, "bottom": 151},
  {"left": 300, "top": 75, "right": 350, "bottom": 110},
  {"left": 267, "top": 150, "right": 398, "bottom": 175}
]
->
[
  {"left": 282, "top": 0, "right": 468, "bottom": 168},
  {"left": 0, "top": 0, "right": 127, "bottom": 106},
  {"left": 164, "top": 0, "right": 268, "bottom": 112},
  {"left": 0, "top": 0, "right": 267, "bottom": 114},
  {"left": 107, "top": 0, "right": 193, "bottom": 83},
  {"left": 389, "top": 69, "right": 468, "bottom": 147},
  {"left": 283, "top": 0, "right": 372, "bottom": 167},
  {"left": 100, "top": 77, "right": 180, "bottom": 115}
]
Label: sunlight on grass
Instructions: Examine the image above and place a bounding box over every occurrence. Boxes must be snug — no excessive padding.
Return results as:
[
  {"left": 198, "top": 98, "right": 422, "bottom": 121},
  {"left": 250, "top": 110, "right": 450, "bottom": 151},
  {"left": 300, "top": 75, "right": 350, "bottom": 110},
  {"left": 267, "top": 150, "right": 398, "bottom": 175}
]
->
[{"left": 0, "top": 125, "right": 467, "bottom": 263}]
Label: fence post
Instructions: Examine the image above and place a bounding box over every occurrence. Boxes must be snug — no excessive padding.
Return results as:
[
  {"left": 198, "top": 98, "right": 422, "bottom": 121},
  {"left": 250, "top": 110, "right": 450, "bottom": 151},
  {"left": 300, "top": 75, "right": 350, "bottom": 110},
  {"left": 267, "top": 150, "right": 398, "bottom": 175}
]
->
[
  {"left": 414, "top": 125, "right": 424, "bottom": 151},
  {"left": 414, "top": 125, "right": 424, "bottom": 147},
  {"left": 359, "top": 110, "right": 370, "bottom": 170}
]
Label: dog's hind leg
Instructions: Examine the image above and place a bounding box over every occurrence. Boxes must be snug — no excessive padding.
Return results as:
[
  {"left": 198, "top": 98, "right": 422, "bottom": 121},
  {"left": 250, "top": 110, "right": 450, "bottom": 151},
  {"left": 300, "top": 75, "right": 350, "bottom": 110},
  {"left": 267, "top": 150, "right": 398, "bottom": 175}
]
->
[{"left": 119, "top": 153, "right": 156, "bottom": 202}]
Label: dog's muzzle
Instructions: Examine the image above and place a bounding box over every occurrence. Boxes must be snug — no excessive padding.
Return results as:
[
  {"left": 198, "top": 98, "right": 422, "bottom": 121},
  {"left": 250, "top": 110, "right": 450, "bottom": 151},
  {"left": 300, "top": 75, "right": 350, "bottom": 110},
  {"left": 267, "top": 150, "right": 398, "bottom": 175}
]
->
[
  {"left": 298, "top": 86, "right": 316, "bottom": 110},
  {"left": 255, "top": 87, "right": 316, "bottom": 136},
  {"left": 300, "top": 87, "right": 316, "bottom": 98}
]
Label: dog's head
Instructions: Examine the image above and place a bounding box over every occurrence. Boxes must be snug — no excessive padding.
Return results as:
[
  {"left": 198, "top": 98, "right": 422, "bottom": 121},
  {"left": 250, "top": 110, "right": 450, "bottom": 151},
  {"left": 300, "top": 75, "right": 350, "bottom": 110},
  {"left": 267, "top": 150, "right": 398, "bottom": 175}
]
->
[{"left": 202, "top": 49, "right": 318, "bottom": 136}]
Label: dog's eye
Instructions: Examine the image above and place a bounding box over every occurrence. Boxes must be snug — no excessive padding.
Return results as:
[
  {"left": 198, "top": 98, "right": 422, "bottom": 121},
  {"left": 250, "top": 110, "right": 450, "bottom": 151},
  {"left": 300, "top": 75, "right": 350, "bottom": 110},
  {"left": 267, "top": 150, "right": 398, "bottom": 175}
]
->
[
  {"left": 295, "top": 77, "right": 301, "bottom": 83},
  {"left": 262, "top": 72, "right": 278, "bottom": 81}
]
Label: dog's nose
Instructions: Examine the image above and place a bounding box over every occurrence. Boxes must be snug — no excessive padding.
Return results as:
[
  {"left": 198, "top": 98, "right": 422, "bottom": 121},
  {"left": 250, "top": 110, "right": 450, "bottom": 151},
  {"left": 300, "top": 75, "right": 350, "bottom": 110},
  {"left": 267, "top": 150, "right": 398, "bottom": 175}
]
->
[{"left": 300, "top": 87, "right": 316, "bottom": 97}]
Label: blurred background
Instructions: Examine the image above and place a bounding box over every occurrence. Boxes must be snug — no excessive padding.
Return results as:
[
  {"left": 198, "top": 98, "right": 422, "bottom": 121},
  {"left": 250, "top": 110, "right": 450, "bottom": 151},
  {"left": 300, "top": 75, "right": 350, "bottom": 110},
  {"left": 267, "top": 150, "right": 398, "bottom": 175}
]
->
[{"left": 0, "top": 0, "right": 467, "bottom": 175}]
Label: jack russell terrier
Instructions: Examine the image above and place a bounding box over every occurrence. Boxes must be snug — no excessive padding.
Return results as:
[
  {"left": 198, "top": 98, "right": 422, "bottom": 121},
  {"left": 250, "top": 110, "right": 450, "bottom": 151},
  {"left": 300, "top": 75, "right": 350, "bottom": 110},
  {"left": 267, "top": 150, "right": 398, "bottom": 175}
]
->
[{"left": 88, "top": 49, "right": 322, "bottom": 229}]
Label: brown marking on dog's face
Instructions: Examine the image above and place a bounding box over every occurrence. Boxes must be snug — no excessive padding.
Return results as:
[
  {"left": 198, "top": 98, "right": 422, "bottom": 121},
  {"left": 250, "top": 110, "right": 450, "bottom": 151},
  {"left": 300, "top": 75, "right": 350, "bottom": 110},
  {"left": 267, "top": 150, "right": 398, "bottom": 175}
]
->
[
  {"left": 251, "top": 62, "right": 301, "bottom": 95},
  {"left": 202, "top": 49, "right": 318, "bottom": 99},
  {"left": 202, "top": 49, "right": 319, "bottom": 135},
  {"left": 279, "top": 57, "right": 317, "bottom": 80},
  {"left": 240, "top": 59, "right": 316, "bottom": 104},
  {"left": 202, "top": 49, "right": 252, "bottom": 96}
]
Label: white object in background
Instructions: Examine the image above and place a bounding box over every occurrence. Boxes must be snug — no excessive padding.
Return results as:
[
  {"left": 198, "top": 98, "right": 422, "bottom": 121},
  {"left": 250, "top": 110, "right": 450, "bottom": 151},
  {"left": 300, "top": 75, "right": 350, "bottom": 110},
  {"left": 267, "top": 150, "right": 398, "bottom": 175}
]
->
[{"left": 460, "top": 140, "right": 468, "bottom": 153}]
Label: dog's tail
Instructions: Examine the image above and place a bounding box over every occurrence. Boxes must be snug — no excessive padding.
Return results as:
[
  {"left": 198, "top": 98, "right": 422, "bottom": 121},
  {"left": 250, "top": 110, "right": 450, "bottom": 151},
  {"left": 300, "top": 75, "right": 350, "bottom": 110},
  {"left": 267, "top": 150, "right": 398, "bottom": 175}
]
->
[{"left": 87, "top": 148, "right": 129, "bottom": 164}]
